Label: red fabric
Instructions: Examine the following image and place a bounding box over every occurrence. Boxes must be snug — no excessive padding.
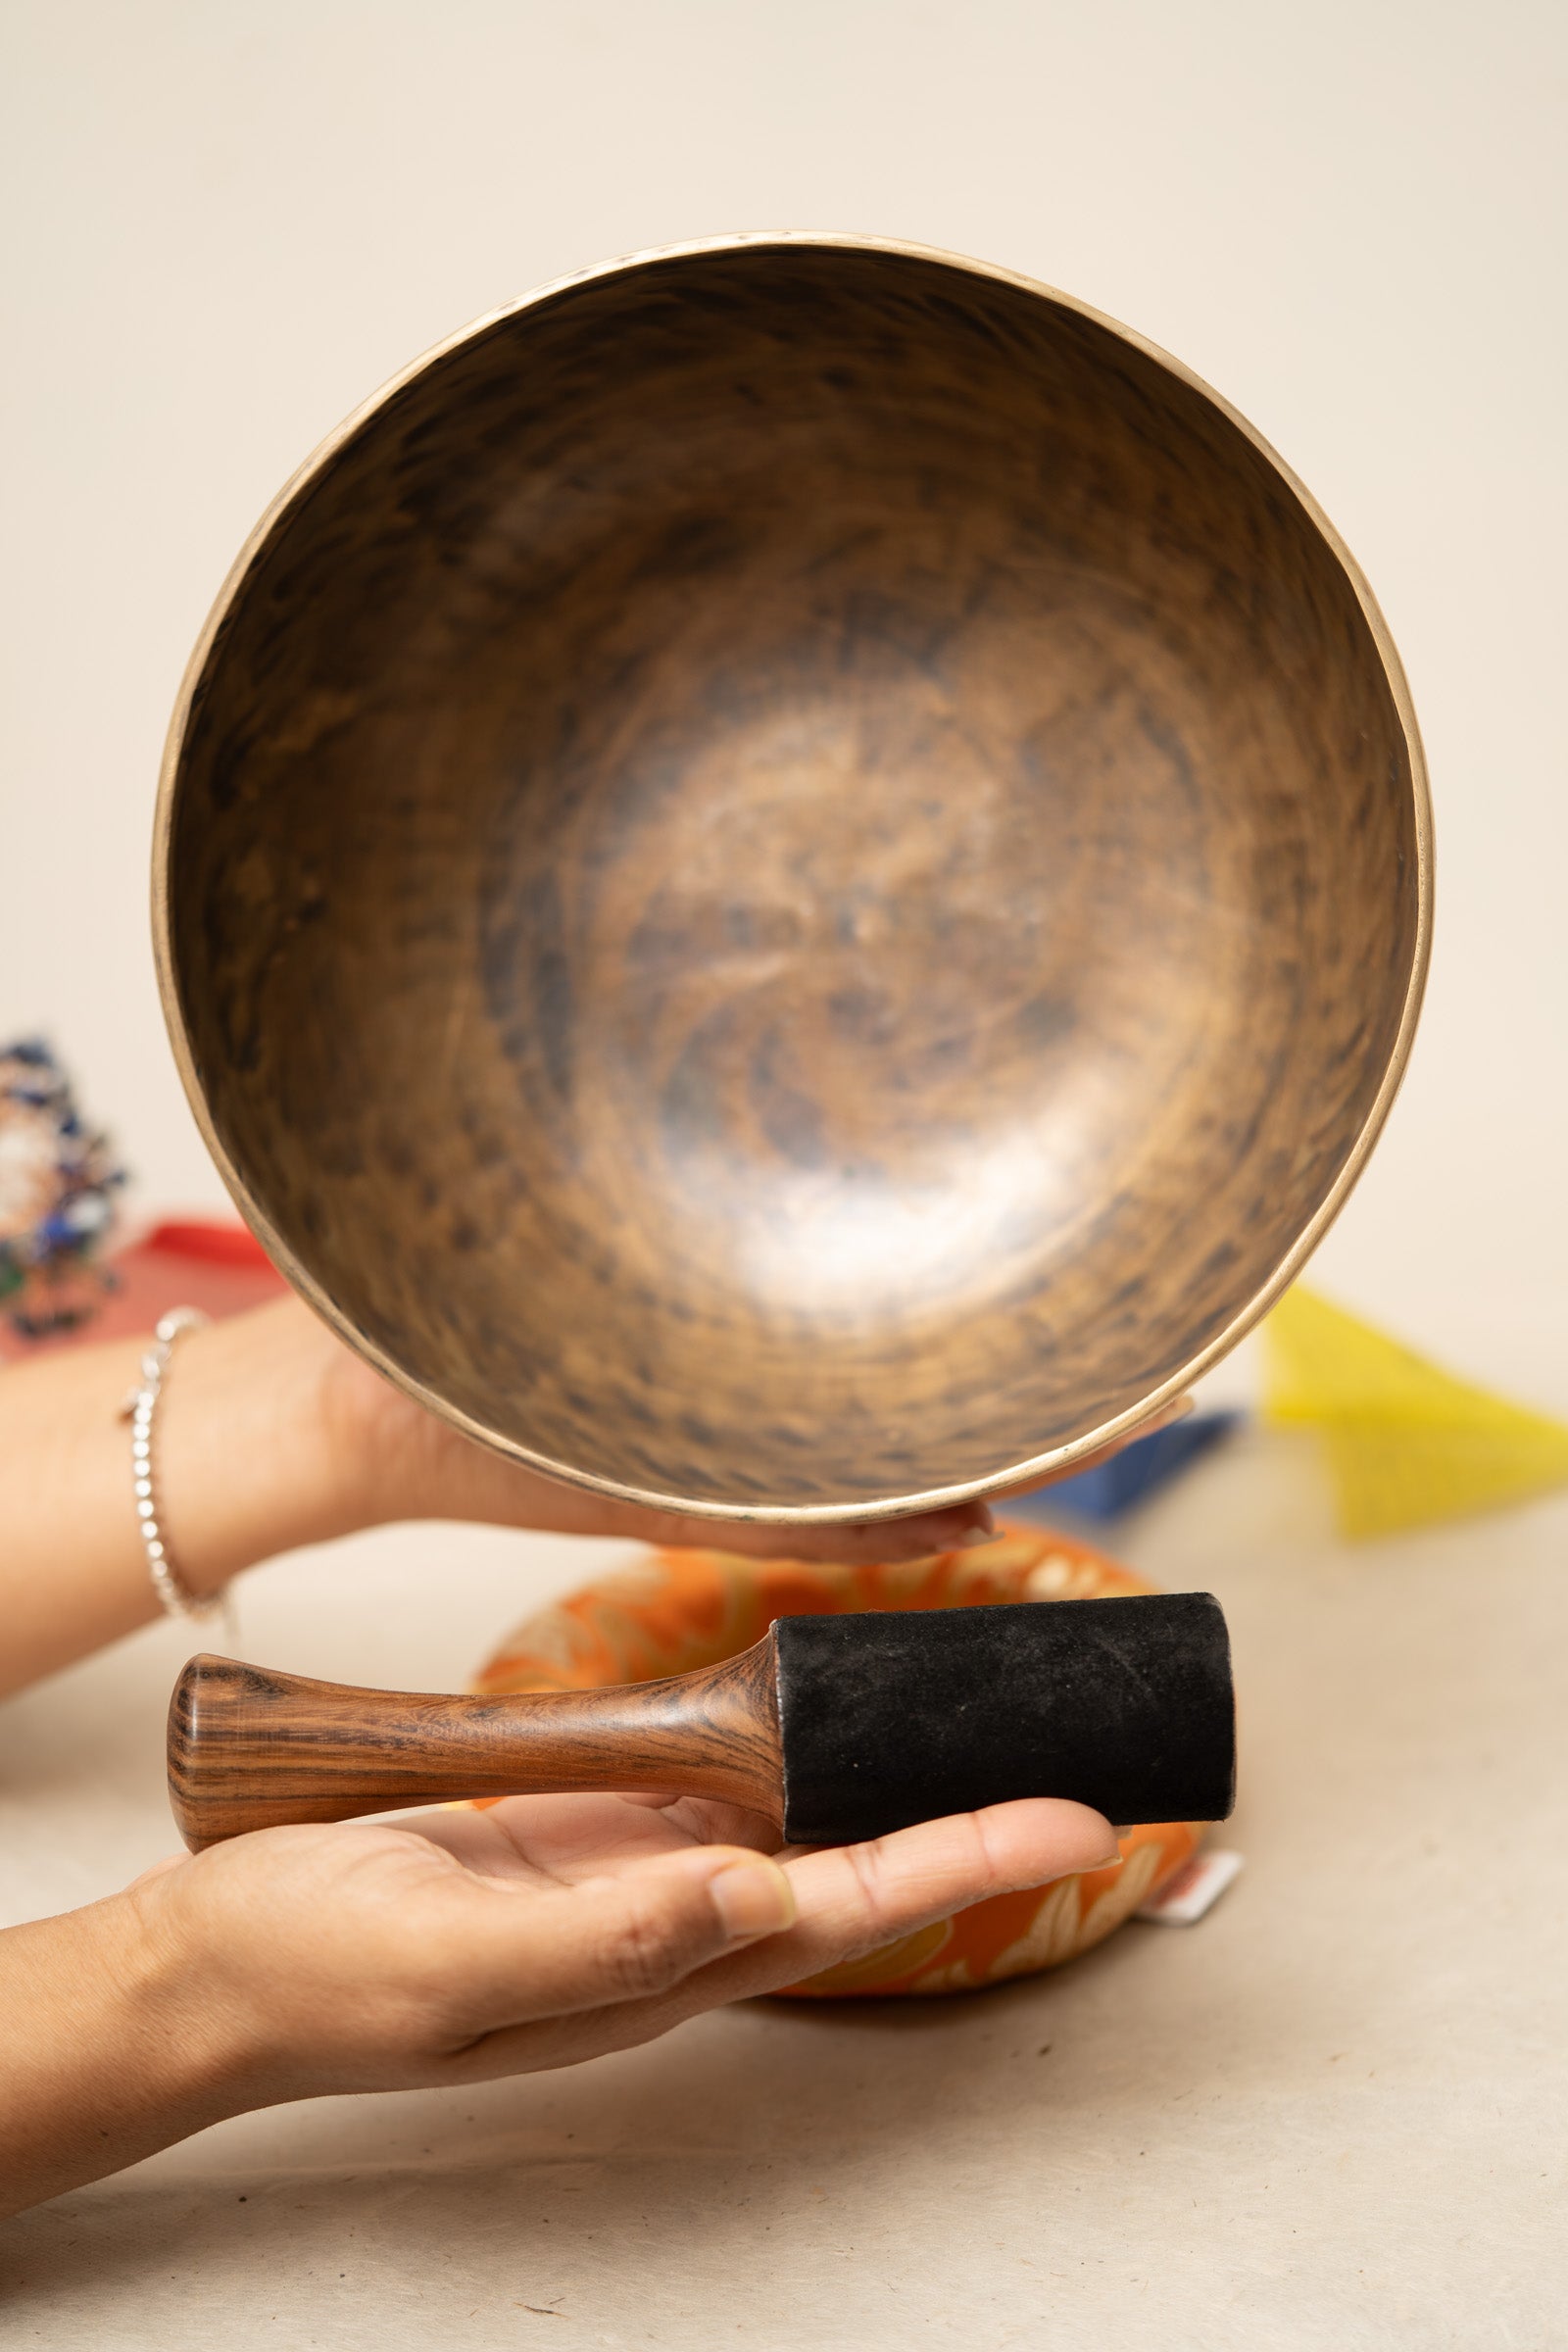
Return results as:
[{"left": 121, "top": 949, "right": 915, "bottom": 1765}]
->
[{"left": 141, "top": 1219, "right": 276, "bottom": 1268}]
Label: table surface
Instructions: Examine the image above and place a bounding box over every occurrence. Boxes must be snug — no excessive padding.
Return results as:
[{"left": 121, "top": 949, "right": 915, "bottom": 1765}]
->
[{"left": 2, "top": 1425, "right": 1564, "bottom": 2351}]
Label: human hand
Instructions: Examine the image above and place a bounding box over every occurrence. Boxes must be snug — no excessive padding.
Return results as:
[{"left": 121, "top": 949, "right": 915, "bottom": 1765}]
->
[
  {"left": 300, "top": 1298, "right": 1192, "bottom": 1563},
  {"left": 0, "top": 1288, "right": 1186, "bottom": 1696},
  {"left": 2, "top": 1789, "right": 1119, "bottom": 2215},
  {"left": 141, "top": 1296, "right": 999, "bottom": 1577}
]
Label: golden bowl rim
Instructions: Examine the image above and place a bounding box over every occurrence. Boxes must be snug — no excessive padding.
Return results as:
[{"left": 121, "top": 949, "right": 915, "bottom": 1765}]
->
[{"left": 152, "top": 230, "right": 1434, "bottom": 1525}]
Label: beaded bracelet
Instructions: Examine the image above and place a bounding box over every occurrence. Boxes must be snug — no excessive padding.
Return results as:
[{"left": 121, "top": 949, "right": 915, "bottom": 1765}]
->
[{"left": 121, "top": 1307, "right": 228, "bottom": 1624}]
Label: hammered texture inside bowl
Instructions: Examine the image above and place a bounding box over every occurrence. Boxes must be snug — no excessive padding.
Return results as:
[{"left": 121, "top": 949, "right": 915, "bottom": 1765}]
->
[{"left": 159, "top": 238, "right": 1427, "bottom": 1514}]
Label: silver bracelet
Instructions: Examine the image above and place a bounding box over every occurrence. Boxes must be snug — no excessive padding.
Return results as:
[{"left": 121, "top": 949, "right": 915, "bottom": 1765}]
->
[{"left": 121, "top": 1306, "right": 228, "bottom": 1625}]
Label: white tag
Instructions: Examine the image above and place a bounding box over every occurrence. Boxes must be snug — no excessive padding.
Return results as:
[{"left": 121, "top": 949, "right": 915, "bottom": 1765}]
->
[{"left": 1136, "top": 1846, "right": 1245, "bottom": 1925}]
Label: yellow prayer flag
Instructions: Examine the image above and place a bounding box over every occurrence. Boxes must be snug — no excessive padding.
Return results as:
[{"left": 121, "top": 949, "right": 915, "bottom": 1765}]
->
[{"left": 1264, "top": 1288, "right": 1568, "bottom": 1539}]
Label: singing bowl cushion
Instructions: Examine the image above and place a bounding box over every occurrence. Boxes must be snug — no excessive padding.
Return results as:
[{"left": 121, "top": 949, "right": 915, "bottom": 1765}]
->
[{"left": 471, "top": 1526, "right": 1202, "bottom": 1997}]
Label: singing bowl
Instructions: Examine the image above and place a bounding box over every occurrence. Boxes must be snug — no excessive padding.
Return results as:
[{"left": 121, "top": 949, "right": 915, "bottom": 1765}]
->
[{"left": 155, "top": 234, "right": 1431, "bottom": 1521}]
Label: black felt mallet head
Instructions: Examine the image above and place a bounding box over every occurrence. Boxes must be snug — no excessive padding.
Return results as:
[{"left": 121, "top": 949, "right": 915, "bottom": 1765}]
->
[{"left": 168, "top": 1592, "right": 1235, "bottom": 1850}]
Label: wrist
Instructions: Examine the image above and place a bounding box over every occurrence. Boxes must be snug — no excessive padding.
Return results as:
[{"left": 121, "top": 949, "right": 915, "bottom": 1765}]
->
[
  {"left": 0, "top": 1886, "right": 250, "bottom": 2218},
  {"left": 0, "top": 1293, "right": 385, "bottom": 1701},
  {"left": 154, "top": 1298, "right": 371, "bottom": 1592}
]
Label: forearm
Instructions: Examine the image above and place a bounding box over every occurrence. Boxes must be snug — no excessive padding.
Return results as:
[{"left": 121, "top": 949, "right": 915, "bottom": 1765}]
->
[
  {"left": 0, "top": 1894, "right": 248, "bottom": 2220},
  {"left": 0, "top": 1302, "right": 361, "bottom": 1695}
]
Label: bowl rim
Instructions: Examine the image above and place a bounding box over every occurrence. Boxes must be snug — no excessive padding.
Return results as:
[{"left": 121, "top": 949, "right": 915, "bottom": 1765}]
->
[{"left": 152, "top": 230, "right": 1434, "bottom": 1525}]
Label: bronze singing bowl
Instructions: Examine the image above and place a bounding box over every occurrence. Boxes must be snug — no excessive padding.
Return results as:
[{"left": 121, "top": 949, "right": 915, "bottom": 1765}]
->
[{"left": 155, "top": 235, "right": 1431, "bottom": 1522}]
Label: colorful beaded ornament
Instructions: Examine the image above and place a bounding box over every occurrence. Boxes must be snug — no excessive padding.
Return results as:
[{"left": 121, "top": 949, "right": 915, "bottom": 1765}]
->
[{"left": 0, "top": 1040, "right": 125, "bottom": 1339}]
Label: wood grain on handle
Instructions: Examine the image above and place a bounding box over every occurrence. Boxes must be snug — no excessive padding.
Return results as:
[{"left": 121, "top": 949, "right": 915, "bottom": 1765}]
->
[{"left": 168, "top": 1640, "right": 784, "bottom": 1851}]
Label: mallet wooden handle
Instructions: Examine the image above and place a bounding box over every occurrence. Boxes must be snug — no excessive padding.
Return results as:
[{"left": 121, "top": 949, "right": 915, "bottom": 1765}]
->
[{"left": 169, "top": 1642, "right": 784, "bottom": 1851}]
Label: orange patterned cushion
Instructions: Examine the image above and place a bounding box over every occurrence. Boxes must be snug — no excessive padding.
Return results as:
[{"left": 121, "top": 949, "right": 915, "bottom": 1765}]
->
[{"left": 472, "top": 1526, "right": 1202, "bottom": 1997}]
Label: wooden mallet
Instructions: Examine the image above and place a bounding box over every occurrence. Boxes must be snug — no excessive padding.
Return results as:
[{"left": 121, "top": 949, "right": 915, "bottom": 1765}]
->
[{"left": 168, "top": 1593, "right": 1235, "bottom": 1851}]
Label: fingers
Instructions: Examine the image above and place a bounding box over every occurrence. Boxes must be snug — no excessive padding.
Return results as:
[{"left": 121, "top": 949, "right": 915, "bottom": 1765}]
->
[
  {"left": 379, "top": 1429, "right": 1001, "bottom": 1562},
  {"left": 615, "top": 1794, "right": 784, "bottom": 1854},
  {"left": 624, "top": 1395, "right": 1197, "bottom": 1550},
  {"left": 457, "top": 1797, "right": 1118, "bottom": 2078},
  {"left": 648, "top": 1500, "right": 996, "bottom": 1564},
  {"left": 698, "top": 1796, "right": 1119, "bottom": 2002},
  {"left": 441, "top": 1843, "right": 798, "bottom": 2031},
  {"left": 329, "top": 1290, "right": 1195, "bottom": 1559},
  {"left": 612, "top": 1394, "right": 1197, "bottom": 1555},
  {"left": 403, "top": 1792, "right": 693, "bottom": 1879},
  {"left": 391, "top": 1792, "right": 783, "bottom": 1886}
]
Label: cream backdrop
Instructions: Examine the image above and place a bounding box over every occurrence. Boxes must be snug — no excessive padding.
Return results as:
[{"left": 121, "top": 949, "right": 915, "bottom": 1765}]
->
[{"left": 3, "top": 0, "right": 1564, "bottom": 1408}]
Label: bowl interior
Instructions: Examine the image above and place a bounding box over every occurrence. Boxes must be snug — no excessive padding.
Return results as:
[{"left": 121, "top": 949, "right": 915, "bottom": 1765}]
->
[{"left": 162, "top": 241, "right": 1425, "bottom": 1512}]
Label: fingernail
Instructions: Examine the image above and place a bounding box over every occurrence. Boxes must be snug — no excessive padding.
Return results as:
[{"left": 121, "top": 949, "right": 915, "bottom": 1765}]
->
[
  {"left": 710, "top": 1858, "right": 797, "bottom": 1941},
  {"left": 956, "top": 1506, "right": 995, "bottom": 1549}
]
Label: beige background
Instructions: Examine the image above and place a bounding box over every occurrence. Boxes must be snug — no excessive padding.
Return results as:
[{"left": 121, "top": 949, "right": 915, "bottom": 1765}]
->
[
  {"left": 2, "top": 4, "right": 1566, "bottom": 2345},
  {"left": 4, "top": 0, "right": 1567, "bottom": 1408}
]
